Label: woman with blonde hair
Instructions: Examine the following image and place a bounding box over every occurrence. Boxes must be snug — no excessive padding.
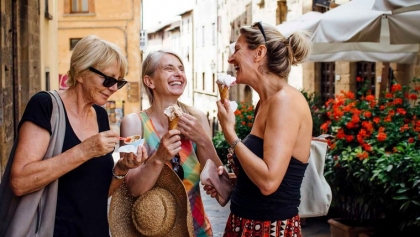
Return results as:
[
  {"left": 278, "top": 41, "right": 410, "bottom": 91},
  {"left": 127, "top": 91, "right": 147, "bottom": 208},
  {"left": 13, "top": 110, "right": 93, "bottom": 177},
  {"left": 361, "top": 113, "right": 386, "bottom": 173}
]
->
[
  {"left": 2, "top": 35, "right": 145, "bottom": 236},
  {"left": 205, "top": 22, "right": 313, "bottom": 237},
  {"left": 120, "top": 49, "right": 224, "bottom": 237}
]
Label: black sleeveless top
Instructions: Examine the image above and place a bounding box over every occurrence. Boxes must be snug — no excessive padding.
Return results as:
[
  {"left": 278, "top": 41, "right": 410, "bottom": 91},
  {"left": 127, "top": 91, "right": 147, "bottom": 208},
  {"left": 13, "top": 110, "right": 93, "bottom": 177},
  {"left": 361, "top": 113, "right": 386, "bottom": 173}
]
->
[
  {"left": 230, "top": 134, "right": 308, "bottom": 221},
  {"left": 19, "top": 92, "right": 113, "bottom": 236}
]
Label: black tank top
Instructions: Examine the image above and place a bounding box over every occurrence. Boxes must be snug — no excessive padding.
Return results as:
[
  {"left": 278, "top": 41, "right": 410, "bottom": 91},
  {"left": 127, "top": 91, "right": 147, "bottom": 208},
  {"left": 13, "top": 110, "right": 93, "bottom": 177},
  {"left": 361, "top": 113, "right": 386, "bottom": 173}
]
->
[{"left": 230, "top": 134, "right": 308, "bottom": 221}]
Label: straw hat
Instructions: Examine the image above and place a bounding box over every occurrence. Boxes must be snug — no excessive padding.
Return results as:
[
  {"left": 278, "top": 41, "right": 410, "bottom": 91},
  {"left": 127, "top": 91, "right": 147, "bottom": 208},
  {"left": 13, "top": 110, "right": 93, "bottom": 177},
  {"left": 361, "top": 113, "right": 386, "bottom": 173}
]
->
[{"left": 109, "top": 164, "right": 194, "bottom": 237}]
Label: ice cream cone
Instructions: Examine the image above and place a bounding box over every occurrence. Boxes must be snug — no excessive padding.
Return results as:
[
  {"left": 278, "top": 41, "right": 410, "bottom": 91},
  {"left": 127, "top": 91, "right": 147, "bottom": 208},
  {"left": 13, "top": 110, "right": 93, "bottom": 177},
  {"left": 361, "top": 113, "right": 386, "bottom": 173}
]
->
[
  {"left": 218, "top": 84, "right": 229, "bottom": 101},
  {"left": 168, "top": 117, "right": 179, "bottom": 130}
]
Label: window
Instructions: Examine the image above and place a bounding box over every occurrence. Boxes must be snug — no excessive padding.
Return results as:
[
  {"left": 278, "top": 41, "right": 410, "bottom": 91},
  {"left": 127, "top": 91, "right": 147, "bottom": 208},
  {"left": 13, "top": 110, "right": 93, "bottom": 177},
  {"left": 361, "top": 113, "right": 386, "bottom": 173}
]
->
[
  {"left": 202, "top": 72, "right": 205, "bottom": 90},
  {"left": 70, "top": 38, "right": 82, "bottom": 50},
  {"left": 195, "top": 72, "right": 198, "bottom": 89},
  {"left": 212, "top": 23, "right": 215, "bottom": 45},
  {"left": 356, "top": 61, "right": 376, "bottom": 99},
  {"left": 45, "top": 69, "right": 50, "bottom": 91},
  {"left": 71, "top": 0, "right": 89, "bottom": 13},
  {"left": 320, "top": 62, "right": 336, "bottom": 104},
  {"left": 212, "top": 73, "right": 216, "bottom": 92},
  {"left": 276, "top": 0, "right": 287, "bottom": 25}
]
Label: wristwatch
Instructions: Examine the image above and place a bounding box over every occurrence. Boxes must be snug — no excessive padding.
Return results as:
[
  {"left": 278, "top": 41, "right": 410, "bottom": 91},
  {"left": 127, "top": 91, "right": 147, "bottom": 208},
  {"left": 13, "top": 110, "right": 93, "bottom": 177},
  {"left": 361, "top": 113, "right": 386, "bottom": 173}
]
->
[{"left": 228, "top": 138, "right": 242, "bottom": 155}]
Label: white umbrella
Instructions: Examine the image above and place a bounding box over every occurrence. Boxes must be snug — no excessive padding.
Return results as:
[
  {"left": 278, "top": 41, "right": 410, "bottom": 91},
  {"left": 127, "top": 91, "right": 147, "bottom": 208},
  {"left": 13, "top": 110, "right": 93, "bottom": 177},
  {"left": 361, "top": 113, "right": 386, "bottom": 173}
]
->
[
  {"left": 313, "top": 0, "right": 420, "bottom": 44},
  {"left": 275, "top": 0, "right": 419, "bottom": 63}
]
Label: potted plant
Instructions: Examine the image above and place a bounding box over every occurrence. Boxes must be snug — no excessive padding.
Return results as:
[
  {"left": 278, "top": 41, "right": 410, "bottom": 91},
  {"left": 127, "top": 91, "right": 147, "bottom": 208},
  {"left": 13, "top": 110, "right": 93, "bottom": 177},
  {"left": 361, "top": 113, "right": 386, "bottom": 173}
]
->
[{"left": 321, "top": 78, "right": 420, "bottom": 235}]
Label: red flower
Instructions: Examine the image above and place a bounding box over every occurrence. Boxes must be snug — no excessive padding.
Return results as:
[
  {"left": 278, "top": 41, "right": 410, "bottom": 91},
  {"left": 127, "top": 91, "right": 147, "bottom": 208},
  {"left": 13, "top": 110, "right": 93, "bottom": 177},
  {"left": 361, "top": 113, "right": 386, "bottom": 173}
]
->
[
  {"left": 391, "top": 84, "right": 402, "bottom": 92},
  {"left": 409, "top": 94, "right": 418, "bottom": 100},
  {"left": 356, "top": 151, "right": 369, "bottom": 160},
  {"left": 363, "top": 143, "right": 372, "bottom": 152},
  {"left": 345, "top": 135, "right": 354, "bottom": 143},
  {"left": 397, "top": 108, "right": 406, "bottom": 115},
  {"left": 365, "top": 95, "right": 375, "bottom": 101},
  {"left": 363, "top": 111, "right": 372, "bottom": 118},
  {"left": 393, "top": 98, "right": 403, "bottom": 105},
  {"left": 377, "top": 132, "right": 387, "bottom": 142}
]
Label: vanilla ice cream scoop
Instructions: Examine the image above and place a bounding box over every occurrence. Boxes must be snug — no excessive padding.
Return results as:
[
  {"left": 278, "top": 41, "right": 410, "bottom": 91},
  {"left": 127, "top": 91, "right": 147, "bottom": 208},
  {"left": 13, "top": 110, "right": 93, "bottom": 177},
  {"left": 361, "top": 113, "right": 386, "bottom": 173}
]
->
[
  {"left": 216, "top": 73, "right": 236, "bottom": 101},
  {"left": 216, "top": 73, "right": 236, "bottom": 87},
  {"left": 164, "top": 104, "right": 184, "bottom": 130}
]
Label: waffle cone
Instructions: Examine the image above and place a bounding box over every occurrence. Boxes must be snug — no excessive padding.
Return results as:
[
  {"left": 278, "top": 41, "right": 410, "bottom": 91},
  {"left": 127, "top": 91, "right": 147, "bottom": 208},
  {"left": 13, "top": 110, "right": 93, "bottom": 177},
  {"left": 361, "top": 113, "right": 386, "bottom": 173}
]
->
[
  {"left": 218, "top": 84, "right": 229, "bottom": 101},
  {"left": 168, "top": 117, "right": 179, "bottom": 130}
]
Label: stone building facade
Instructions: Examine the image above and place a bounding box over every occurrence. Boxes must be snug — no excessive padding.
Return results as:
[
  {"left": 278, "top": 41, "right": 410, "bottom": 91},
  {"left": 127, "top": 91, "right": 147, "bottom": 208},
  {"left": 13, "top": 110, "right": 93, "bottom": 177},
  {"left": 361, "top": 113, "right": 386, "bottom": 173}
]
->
[
  {"left": 0, "top": 0, "right": 58, "bottom": 178},
  {"left": 57, "top": 0, "right": 142, "bottom": 131}
]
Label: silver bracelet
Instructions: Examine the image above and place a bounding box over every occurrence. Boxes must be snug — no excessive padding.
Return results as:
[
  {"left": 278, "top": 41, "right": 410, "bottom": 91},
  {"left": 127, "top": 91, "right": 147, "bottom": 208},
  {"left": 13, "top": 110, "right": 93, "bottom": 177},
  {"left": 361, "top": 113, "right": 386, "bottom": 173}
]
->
[
  {"left": 112, "top": 165, "right": 128, "bottom": 179},
  {"left": 228, "top": 138, "right": 242, "bottom": 155}
]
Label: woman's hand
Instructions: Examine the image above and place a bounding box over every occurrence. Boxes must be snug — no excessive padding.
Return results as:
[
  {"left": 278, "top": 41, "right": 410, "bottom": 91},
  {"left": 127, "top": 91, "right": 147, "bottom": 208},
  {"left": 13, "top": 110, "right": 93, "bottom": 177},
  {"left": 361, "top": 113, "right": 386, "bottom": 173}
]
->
[
  {"left": 79, "top": 130, "right": 119, "bottom": 159},
  {"left": 154, "top": 129, "right": 182, "bottom": 162},
  {"left": 203, "top": 184, "right": 218, "bottom": 198},
  {"left": 216, "top": 99, "right": 236, "bottom": 140},
  {"left": 117, "top": 145, "right": 148, "bottom": 172},
  {"left": 178, "top": 113, "right": 208, "bottom": 144},
  {"left": 202, "top": 165, "right": 226, "bottom": 198}
]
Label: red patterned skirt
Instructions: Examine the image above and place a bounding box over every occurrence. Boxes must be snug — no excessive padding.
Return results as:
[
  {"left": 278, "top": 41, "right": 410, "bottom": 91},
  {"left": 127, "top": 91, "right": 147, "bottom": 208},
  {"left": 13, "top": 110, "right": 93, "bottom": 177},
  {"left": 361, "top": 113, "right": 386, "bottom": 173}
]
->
[{"left": 223, "top": 213, "right": 301, "bottom": 237}]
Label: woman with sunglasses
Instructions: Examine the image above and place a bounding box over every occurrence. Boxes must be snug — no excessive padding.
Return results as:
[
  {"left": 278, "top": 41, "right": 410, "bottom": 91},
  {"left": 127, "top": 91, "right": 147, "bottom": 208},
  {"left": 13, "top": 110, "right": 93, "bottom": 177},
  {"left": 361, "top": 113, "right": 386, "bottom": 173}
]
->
[
  {"left": 6, "top": 35, "right": 146, "bottom": 236},
  {"left": 120, "top": 50, "right": 224, "bottom": 237},
  {"left": 206, "top": 22, "right": 312, "bottom": 236}
]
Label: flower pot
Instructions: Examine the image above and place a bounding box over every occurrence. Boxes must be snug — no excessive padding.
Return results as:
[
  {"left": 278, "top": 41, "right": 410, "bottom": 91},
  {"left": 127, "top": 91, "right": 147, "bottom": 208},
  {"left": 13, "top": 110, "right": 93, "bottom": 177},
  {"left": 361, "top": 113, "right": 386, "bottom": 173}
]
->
[{"left": 328, "top": 218, "right": 375, "bottom": 237}]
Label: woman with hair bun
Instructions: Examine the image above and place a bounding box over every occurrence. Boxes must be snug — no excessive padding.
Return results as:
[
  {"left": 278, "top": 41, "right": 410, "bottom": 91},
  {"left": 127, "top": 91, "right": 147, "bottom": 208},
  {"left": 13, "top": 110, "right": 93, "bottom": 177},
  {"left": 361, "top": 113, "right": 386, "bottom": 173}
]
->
[{"left": 204, "top": 22, "right": 313, "bottom": 237}]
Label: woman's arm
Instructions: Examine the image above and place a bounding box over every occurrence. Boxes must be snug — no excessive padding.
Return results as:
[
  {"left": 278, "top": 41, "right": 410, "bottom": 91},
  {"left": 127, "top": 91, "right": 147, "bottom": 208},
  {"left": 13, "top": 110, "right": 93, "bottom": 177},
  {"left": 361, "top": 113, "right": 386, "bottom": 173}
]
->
[
  {"left": 122, "top": 113, "right": 182, "bottom": 197},
  {"left": 217, "top": 91, "right": 304, "bottom": 195},
  {"left": 108, "top": 145, "right": 148, "bottom": 197},
  {"left": 11, "top": 122, "right": 117, "bottom": 196},
  {"left": 178, "top": 111, "right": 223, "bottom": 168}
]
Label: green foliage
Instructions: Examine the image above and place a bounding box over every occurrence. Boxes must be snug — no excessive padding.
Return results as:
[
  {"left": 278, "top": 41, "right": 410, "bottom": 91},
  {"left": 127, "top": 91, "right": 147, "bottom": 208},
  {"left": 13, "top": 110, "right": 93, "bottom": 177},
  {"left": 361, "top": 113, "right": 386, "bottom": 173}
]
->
[
  {"left": 212, "top": 102, "right": 255, "bottom": 165},
  {"left": 300, "top": 90, "right": 328, "bottom": 136},
  {"left": 322, "top": 77, "right": 420, "bottom": 230}
]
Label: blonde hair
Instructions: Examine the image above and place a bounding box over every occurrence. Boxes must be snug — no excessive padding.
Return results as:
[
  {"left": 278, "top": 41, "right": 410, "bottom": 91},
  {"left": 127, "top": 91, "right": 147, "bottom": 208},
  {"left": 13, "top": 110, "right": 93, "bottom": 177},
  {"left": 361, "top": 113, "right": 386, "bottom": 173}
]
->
[
  {"left": 66, "top": 35, "right": 128, "bottom": 87},
  {"left": 240, "top": 23, "right": 311, "bottom": 79}
]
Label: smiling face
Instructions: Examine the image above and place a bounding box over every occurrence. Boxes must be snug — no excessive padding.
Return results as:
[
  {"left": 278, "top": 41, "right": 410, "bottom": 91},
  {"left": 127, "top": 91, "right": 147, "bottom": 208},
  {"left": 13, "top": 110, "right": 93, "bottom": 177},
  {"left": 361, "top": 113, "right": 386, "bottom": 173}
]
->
[
  {"left": 227, "top": 35, "right": 258, "bottom": 84},
  {"left": 146, "top": 54, "right": 186, "bottom": 100},
  {"left": 80, "top": 61, "right": 122, "bottom": 106}
]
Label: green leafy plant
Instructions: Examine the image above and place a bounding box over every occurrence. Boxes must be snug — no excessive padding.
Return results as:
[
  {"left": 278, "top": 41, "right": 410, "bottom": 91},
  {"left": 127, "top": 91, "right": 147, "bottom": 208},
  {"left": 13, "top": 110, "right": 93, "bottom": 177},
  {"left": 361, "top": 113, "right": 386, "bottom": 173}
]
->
[
  {"left": 321, "top": 77, "right": 420, "bottom": 232},
  {"left": 300, "top": 90, "right": 328, "bottom": 136},
  {"left": 212, "top": 102, "right": 254, "bottom": 165}
]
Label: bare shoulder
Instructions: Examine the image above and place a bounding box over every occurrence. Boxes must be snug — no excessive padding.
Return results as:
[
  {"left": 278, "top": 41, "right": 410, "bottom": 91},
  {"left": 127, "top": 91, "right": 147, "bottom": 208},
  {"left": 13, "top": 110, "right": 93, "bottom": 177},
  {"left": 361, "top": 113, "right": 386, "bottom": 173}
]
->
[
  {"left": 121, "top": 112, "right": 141, "bottom": 125},
  {"left": 189, "top": 106, "right": 207, "bottom": 121}
]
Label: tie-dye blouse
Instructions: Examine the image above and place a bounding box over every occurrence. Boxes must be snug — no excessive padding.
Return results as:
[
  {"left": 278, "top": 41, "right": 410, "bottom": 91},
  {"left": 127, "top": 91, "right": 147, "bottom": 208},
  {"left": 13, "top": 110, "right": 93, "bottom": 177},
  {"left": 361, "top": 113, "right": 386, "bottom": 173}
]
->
[{"left": 138, "top": 112, "right": 212, "bottom": 237}]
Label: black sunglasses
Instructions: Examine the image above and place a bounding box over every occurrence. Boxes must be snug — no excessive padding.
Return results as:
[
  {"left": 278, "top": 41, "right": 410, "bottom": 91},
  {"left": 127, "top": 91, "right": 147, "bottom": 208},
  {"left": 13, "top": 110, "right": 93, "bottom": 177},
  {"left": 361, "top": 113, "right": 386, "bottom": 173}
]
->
[
  {"left": 251, "top": 21, "right": 267, "bottom": 42},
  {"left": 171, "top": 154, "right": 184, "bottom": 180},
  {"left": 88, "top": 67, "right": 127, "bottom": 89}
]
